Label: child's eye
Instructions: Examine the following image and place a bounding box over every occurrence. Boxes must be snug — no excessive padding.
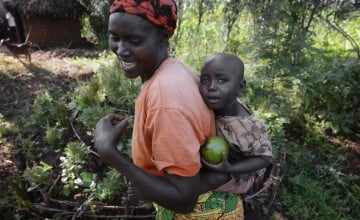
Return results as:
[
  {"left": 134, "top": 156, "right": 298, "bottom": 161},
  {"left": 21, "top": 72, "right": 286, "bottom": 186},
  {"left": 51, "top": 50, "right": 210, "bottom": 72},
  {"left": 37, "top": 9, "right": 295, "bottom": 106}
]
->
[
  {"left": 200, "top": 78, "right": 209, "bottom": 84},
  {"left": 218, "top": 79, "right": 227, "bottom": 83}
]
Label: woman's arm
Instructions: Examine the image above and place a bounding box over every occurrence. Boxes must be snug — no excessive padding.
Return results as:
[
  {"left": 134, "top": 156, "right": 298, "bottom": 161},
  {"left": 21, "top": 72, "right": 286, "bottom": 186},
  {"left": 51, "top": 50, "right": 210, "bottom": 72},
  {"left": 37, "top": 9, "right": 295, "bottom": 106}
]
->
[{"left": 95, "top": 115, "right": 199, "bottom": 213}]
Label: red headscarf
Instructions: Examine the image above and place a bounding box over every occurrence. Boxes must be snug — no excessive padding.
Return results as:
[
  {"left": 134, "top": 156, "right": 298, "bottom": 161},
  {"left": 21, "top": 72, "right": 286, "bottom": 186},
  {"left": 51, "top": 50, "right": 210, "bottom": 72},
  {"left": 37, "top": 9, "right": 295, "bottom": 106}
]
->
[{"left": 110, "top": 0, "right": 177, "bottom": 37}]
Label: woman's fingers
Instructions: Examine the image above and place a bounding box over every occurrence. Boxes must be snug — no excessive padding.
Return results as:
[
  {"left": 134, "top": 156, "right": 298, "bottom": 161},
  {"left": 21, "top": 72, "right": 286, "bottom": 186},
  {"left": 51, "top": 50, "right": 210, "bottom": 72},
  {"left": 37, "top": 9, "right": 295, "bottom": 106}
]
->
[
  {"left": 115, "top": 117, "right": 130, "bottom": 131},
  {"left": 108, "top": 114, "right": 126, "bottom": 125}
]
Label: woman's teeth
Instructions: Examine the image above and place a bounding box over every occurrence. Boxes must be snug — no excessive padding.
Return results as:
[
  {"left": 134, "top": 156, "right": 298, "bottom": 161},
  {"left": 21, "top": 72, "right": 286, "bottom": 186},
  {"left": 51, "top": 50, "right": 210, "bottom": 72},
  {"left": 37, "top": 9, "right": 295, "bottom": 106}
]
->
[{"left": 121, "top": 61, "right": 136, "bottom": 70}]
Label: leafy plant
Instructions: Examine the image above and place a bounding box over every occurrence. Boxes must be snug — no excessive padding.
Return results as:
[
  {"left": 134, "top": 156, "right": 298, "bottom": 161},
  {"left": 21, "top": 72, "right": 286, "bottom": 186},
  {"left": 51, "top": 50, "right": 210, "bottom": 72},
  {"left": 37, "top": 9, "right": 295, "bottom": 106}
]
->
[
  {"left": 91, "top": 168, "right": 126, "bottom": 201},
  {"left": 302, "top": 58, "right": 360, "bottom": 140},
  {"left": 23, "top": 162, "right": 55, "bottom": 192},
  {"left": 25, "top": 88, "right": 68, "bottom": 135},
  {"left": 60, "top": 141, "right": 89, "bottom": 196}
]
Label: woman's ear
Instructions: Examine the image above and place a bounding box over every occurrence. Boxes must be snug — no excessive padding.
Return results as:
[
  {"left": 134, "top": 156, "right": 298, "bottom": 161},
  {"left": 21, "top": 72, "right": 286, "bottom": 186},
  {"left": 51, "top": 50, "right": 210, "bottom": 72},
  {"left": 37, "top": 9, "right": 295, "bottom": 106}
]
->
[{"left": 159, "top": 30, "right": 169, "bottom": 45}]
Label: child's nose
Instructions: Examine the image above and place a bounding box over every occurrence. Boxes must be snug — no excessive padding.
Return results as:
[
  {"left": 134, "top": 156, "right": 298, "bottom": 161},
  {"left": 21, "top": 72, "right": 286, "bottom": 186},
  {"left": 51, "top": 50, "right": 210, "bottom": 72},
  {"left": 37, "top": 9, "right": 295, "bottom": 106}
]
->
[{"left": 208, "top": 81, "right": 216, "bottom": 90}]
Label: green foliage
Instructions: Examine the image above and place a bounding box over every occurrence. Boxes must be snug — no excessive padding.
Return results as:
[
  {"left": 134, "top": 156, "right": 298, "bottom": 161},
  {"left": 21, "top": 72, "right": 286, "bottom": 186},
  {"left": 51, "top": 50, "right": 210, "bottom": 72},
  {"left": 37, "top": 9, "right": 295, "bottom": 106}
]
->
[
  {"left": 23, "top": 162, "right": 55, "bottom": 191},
  {"left": 279, "top": 140, "right": 360, "bottom": 219},
  {"left": 78, "top": 0, "right": 112, "bottom": 48},
  {"left": 92, "top": 168, "right": 126, "bottom": 201},
  {"left": 25, "top": 88, "right": 68, "bottom": 135},
  {"left": 96, "top": 56, "right": 140, "bottom": 108},
  {"left": 302, "top": 58, "right": 360, "bottom": 140},
  {"left": 0, "top": 114, "right": 19, "bottom": 138},
  {"left": 45, "top": 126, "right": 65, "bottom": 146},
  {"left": 60, "top": 142, "right": 89, "bottom": 196},
  {"left": 253, "top": 109, "right": 288, "bottom": 157},
  {"left": 173, "top": 1, "right": 230, "bottom": 72}
]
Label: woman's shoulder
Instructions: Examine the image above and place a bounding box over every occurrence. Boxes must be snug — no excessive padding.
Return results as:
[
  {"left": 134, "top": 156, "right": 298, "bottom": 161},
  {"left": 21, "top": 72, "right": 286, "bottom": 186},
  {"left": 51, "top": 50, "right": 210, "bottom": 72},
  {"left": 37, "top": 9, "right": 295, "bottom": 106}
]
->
[{"left": 144, "top": 57, "right": 205, "bottom": 109}]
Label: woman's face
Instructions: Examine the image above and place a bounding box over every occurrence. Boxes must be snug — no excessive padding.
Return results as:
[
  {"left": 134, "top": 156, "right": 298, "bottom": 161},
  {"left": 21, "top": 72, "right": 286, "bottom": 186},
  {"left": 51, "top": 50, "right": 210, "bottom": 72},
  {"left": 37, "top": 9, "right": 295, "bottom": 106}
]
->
[{"left": 108, "top": 12, "right": 164, "bottom": 81}]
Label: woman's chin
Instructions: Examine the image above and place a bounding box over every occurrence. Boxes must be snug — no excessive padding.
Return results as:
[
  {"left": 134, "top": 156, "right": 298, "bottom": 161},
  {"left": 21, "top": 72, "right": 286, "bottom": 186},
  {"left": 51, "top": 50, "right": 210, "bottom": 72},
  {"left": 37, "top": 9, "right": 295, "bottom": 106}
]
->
[{"left": 123, "top": 70, "right": 140, "bottom": 79}]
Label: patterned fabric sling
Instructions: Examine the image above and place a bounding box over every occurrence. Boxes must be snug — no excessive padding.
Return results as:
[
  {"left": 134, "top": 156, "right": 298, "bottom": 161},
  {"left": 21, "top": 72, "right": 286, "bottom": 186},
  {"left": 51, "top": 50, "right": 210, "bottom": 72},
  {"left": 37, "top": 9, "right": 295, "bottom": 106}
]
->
[{"left": 154, "top": 191, "right": 244, "bottom": 220}]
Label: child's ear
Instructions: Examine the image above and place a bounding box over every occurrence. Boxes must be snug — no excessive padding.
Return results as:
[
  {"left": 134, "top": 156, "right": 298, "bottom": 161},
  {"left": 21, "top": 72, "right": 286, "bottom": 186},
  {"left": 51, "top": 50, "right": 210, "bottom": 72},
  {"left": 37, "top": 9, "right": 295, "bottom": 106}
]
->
[
  {"left": 237, "top": 80, "right": 246, "bottom": 95},
  {"left": 240, "top": 80, "right": 246, "bottom": 90}
]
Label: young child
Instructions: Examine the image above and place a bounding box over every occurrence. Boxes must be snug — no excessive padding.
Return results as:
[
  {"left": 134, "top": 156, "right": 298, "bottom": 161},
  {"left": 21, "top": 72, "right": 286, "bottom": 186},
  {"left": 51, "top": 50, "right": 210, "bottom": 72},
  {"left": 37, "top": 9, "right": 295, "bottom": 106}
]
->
[{"left": 199, "top": 52, "right": 273, "bottom": 195}]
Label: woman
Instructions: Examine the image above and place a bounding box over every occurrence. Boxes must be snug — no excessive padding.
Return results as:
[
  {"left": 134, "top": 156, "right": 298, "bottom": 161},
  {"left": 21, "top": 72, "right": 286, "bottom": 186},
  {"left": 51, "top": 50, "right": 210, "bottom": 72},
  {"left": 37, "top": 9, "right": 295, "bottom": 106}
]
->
[{"left": 94, "top": 1, "right": 244, "bottom": 219}]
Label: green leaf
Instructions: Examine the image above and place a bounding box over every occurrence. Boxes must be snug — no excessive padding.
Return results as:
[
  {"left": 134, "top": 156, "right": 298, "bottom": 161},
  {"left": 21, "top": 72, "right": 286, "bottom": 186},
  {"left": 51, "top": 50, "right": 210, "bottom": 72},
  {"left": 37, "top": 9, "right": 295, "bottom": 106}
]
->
[{"left": 80, "top": 172, "right": 93, "bottom": 184}]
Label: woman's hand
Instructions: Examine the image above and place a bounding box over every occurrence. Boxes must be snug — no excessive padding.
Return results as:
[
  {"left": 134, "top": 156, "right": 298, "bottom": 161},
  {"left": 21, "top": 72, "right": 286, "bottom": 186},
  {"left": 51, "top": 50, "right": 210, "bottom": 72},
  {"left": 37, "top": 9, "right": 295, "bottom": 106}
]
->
[
  {"left": 201, "top": 153, "right": 232, "bottom": 173},
  {"left": 94, "top": 114, "right": 130, "bottom": 162}
]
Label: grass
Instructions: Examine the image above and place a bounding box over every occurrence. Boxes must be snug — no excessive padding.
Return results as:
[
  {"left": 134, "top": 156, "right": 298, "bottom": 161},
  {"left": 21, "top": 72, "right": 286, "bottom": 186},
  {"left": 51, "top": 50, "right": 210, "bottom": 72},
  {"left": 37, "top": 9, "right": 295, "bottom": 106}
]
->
[{"left": 275, "top": 134, "right": 360, "bottom": 219}]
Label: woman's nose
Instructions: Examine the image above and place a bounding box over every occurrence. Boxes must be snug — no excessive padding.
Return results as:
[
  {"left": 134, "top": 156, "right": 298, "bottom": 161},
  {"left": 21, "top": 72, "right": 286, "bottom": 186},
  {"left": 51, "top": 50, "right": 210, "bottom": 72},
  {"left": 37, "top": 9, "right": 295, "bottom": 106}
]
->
[{"left": 116, "top": 41, "right": 130, "bottom": 57}]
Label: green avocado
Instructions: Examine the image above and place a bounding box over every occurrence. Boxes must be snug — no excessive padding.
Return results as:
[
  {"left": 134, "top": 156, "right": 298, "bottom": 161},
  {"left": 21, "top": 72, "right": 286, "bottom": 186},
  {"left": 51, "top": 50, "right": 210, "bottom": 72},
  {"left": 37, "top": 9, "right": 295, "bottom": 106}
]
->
[{"left": 201, "top": 136, "right": 229, "bottom": 164}]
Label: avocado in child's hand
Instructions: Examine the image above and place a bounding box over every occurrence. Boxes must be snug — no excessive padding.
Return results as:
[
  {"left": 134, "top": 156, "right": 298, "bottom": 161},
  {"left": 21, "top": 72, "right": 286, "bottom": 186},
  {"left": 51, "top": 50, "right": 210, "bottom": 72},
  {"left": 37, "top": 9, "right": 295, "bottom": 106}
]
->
[{"left": 201, "top": 136, "right": 229, "bottom": 164}]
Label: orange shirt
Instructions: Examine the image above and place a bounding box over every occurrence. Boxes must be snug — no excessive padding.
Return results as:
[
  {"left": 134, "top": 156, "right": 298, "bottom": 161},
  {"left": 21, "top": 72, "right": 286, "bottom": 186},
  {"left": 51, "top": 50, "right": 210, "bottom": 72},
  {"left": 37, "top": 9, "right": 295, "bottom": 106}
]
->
[{"left": 132, "top": 57, "right": 215, "bottom": 177}]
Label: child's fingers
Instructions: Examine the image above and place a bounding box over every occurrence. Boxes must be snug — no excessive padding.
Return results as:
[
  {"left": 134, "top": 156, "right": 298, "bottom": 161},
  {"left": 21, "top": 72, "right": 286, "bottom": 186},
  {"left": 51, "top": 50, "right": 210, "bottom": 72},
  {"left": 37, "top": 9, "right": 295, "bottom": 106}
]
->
[
  {"left": 201, "top": 158, "right": 214, "bottom": 167},
  {"left": 221, "top": 153, "right": 228, "bottom": 162}
]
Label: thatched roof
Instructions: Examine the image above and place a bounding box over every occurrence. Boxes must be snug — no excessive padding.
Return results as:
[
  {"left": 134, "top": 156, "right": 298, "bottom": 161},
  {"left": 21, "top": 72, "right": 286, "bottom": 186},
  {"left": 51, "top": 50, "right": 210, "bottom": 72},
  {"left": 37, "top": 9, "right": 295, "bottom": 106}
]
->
[
  {"left": 3, "top": 0, "right": 84, "bottom": 18},
  {"left": 0, "top": 1, "right": 7, "bottom": 18}
]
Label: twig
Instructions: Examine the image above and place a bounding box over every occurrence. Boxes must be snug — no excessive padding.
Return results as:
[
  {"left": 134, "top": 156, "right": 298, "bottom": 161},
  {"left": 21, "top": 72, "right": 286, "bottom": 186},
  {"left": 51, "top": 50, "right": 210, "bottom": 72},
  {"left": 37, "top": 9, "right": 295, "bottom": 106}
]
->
[
  {"left": 47, "top": 175, "right": 61, "bottom": 199},
  {"left": 69, "top": 116, "right": 99, "bottom": 157},
  {"left": 1, "top": 81, "right": 19, "bottom": 107},
  {"left": 81, "top": 214, "right": 155, "bottom": 219},
  {"left": 35, "top": 204, "right": 74, "bottom": 215},
  {"left": 48, "top": 198, "right": 149, "bottom": 210},
  {"left": 34, "top": 203, "right": 155, "bottom": 219},
  {"left": 49, "top": 198, "right": 80, "bottom": 207}
]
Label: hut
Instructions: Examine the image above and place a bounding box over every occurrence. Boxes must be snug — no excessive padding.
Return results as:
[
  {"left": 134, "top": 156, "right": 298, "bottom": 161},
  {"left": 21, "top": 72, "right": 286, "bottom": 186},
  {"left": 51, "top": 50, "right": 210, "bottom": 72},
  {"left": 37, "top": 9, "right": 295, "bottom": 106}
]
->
[
  {"left": 2, "top": 0, "right": 86, "bottom": 48},
  {"left": 0, "top": 0, "right": 8, "bottom": 39}
]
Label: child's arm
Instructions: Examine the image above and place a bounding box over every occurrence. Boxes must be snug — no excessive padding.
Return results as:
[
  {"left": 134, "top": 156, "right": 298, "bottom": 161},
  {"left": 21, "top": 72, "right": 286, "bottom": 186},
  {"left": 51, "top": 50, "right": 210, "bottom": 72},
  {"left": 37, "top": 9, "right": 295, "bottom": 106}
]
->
[
  {"left": 202, "top": 154, "right": 271, "bottom": 174},
  {"left": 199, "top": 168, "right": 229, "bottom": 194}
]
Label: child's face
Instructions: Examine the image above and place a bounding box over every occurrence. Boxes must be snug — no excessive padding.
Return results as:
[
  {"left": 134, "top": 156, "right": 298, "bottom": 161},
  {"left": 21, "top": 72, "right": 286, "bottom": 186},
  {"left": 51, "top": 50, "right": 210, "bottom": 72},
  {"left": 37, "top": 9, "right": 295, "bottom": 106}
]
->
[
  {"left": 108, "top": 12, "right": 163, "bottom": 80},
  {"left": 199, "top": 56, "right": 244, "bottom": 113}
]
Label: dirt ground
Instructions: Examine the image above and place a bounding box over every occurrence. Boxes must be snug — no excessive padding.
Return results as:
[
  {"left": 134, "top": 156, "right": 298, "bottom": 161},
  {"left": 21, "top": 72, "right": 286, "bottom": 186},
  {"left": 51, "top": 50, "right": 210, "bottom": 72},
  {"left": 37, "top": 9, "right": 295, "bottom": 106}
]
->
[{"left": 0, "top": 45, "right": 99, "bottom": 192}]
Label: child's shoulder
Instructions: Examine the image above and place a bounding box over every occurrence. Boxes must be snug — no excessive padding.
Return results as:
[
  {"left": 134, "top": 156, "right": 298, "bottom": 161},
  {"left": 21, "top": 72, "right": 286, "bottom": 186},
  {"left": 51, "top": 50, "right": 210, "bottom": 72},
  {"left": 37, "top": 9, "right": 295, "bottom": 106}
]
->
[{"left": 237, "top": 99, "right": 252, "bottom": 116}]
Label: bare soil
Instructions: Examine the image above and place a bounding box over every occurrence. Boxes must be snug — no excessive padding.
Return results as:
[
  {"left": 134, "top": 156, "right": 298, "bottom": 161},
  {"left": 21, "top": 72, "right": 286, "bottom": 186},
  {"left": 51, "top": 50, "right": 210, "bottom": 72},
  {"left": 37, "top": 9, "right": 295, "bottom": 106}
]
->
[{"left": 0, "top": 46, "right": 99, "bottom": 206}]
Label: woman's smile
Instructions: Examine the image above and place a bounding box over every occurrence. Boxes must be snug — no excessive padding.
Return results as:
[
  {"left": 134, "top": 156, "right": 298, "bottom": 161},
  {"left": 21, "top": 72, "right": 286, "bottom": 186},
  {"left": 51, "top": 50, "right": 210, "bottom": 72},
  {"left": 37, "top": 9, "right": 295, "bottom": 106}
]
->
[{"left": 120, "top": 60, "right": 136, "bottom": 71}]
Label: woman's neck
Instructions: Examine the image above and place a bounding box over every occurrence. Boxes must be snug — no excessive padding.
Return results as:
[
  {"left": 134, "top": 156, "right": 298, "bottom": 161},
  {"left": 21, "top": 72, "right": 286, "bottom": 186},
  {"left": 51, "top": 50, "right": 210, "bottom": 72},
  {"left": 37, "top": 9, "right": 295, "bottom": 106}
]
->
[{"left": 141, "top": 50, "right": 169, "bottom": 83}]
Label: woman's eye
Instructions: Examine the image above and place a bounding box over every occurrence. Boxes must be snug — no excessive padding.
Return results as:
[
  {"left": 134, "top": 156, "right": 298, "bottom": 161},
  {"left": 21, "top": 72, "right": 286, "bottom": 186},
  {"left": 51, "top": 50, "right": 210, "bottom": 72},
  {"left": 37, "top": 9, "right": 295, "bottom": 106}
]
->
[
  {"left": 109, "top": 33, "right": 119, "bottom": 41},
  {"left": 130, "top": 38, "right": 143, "bottom": 45}
]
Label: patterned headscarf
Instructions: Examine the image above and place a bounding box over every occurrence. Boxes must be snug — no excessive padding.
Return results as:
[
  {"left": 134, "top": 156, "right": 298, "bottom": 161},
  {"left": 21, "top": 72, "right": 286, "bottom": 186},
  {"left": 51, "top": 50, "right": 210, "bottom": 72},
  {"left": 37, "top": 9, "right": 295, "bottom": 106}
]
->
[{"left": 110, "top": 0, "right": 177, "bottom": 37}]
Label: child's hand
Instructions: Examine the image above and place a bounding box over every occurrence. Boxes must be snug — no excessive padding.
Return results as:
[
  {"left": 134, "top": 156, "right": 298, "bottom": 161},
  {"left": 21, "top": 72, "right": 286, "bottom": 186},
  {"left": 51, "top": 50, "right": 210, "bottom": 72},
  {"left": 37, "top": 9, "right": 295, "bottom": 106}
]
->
[
  {"left": 127, "top": 181, "right": 141, "bottom": 200},
  {"left": 201, "top": 153, "right": 231, "bottom": 173}
]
